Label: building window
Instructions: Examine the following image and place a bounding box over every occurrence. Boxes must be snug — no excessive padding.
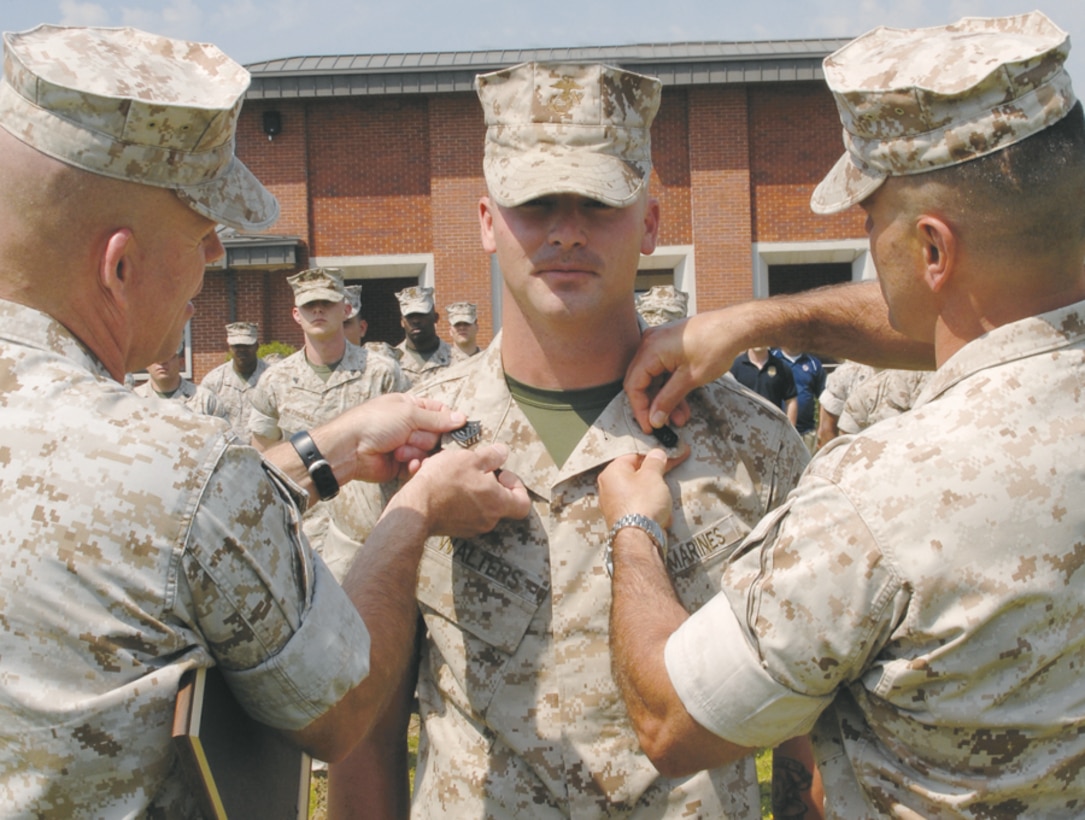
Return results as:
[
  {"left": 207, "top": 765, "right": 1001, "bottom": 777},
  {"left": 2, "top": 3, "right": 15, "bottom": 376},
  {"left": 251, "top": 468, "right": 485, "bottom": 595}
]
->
[
  {"left": 768, "top": 262, "right": 853, "bottom": 296},
  {"left": 752, "top": 240, "right": 872, "bottom": 299}
]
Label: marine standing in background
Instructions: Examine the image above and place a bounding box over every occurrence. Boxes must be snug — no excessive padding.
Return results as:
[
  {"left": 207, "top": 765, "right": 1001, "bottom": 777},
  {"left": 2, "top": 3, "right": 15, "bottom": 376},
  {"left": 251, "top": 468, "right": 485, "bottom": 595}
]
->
[
  {"left": 199, "top": 321, "right": 269, "bottom": 438},
  {"left": 446, "top": 300, "right": 482, "bottom": 361},
  {"left": 394, "top": 285, "right": 454, "bottom": 386}
]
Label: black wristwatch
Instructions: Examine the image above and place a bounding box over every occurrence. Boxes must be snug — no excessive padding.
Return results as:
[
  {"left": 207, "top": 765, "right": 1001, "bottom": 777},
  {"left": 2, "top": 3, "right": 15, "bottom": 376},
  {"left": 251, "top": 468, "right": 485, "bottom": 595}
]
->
[{"left": 289, "top": 431, "right": 340, "bottom": 501}]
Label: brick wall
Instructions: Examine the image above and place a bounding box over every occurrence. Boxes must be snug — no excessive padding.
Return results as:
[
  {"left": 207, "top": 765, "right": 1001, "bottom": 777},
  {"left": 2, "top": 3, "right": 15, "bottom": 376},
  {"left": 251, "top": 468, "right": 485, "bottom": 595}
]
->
[{"left": 749, "top": 82, "right": 866, "bottom": 243}]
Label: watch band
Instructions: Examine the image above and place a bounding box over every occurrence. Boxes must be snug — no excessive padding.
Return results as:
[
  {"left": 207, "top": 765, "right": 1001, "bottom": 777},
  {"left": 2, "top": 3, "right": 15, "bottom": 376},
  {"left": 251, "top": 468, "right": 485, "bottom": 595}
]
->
[
  {"left": 289, "top": 430, "right": 340, "bottom": 501},
  {"left": 604, "top": 512, "right": 667, "bottom": 577}
]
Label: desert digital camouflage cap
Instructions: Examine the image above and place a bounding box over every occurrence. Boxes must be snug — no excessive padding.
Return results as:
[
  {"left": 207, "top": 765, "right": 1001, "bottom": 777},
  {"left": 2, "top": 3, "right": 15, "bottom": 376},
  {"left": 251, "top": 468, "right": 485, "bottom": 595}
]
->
[
  {"left": 225, "top": 322, "right": 259, "bottom": 345},
  {"left": 396, "top": 286, "right": 436, "bottom": 316},
  {"left": 635, "top": 285, "right": 689, "bottom": 327},
  {"left": 288, "top": 268, "right": 346, "bottom": 307},
  {"left": 446, "top": 302, "right": 478, "bottom": 325},
  {"left": 812, "top": 11, "right": 1076, "bottom": 214},
  {"left": 0, "top": 24, "right": 278, "bottom": 232},
  {"left": 342, "top": 286, "right": 364, "bottom": 314},
  {"left": 476, "top": 61, "right": 661, "bottom": 208}
]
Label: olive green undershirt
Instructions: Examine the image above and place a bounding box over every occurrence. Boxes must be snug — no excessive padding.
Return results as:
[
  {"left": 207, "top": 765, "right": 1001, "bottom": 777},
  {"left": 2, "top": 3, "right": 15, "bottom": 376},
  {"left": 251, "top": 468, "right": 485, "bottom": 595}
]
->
[
  {"left": 505, "top": 374, "right": 623, "bottom": 468},
  {"left": 306, "top": 354, "right": 342, "bottom": 383}
]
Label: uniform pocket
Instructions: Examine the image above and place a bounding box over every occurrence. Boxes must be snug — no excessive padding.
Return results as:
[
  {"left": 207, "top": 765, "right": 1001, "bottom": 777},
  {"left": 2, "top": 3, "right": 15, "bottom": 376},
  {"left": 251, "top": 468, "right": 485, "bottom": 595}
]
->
[{"left": 417, "top": 534, "right": 549, "bottom": 714}]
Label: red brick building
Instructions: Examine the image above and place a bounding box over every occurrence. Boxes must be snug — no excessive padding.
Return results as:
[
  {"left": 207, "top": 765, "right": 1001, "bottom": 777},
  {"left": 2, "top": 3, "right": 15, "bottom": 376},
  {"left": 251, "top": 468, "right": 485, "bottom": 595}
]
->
[{"left": 190, "top": 38, "right": 873, "bottom": 380}]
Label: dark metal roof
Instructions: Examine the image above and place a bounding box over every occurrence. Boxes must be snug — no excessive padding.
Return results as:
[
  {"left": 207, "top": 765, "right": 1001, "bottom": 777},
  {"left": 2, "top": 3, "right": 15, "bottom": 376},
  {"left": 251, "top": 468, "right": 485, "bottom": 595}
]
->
[
  {"left": 245, "top": 38, "right": 849, "bottom": 100},
  {"left": 212, "top": 228, "right": 300, "bottom": 269}
]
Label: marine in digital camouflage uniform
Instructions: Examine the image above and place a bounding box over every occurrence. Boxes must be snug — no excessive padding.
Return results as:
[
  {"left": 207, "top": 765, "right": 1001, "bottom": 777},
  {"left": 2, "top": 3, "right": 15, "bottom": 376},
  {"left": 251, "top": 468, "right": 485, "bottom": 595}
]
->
[
  {"left": 200, "top": 321, "right": 269, "bottom": 438},
  {"left": 836, "top": 366, "right": 931, "bottom": 435},
  {"left": 331, "top": 60, "right": 810, "bottom": 818},
  {"left": 0, "top": 25, "right": 369, "bottom": 815},
  {"left": 134, "top": 371, "right": 229, "bottom": 418},
  {"left": 133, "top": 347, "right": 231, "bottom": 421},
  {"left": 446, "top": 300, "right": 482, "bottom": 362},
  {"left": 248, "top": 268, "right": 411, "bottom": 574},
  {"left": 815, "top": 359, "right": 876, "bottom": 449},
  {"left": 394, "top": 286, "right": 455, "bottom": 386},
  {"left": 0, "top": 24, "right": 526, "bottom": 816},
  {"left": 605, "top": 12, "right": 1085, "bottom": 817}
]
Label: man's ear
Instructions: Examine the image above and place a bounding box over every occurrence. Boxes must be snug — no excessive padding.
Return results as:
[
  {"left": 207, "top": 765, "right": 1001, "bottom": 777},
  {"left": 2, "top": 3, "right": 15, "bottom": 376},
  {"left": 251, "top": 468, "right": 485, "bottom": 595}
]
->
[
  {"left": 479, "top": 196, "right": 497, "bottom": 254},
  {"left": 100, "top": 228, "right": 135, "bottom": 303},
  {"left": 917, "top": 216, "right": 955, "bottom": 293},
  {"left": 291, "top": 305, "right": 302, "bottom": 326},
  {"left": 640, "top": 197, "right": 661, "bottom": 256}
]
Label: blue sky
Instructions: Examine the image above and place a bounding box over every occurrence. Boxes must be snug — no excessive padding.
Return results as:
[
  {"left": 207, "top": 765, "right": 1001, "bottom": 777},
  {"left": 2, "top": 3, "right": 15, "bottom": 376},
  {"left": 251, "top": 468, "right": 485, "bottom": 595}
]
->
[{"left": 1, "top": 1, "right": 1082, "bottom": 83}]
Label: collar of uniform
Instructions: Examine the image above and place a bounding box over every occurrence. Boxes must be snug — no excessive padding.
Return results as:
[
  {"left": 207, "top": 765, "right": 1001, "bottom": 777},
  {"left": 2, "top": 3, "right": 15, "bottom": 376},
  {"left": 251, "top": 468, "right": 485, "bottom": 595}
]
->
[
  {"left": 915, "top": 298, "right": 1085, "bottom": 411},
  {"left": 0, "top": 298, "right": 113, "bottom": 381},
  {"left": 436, "top": 333, "right": 671, "bottom": 494}
]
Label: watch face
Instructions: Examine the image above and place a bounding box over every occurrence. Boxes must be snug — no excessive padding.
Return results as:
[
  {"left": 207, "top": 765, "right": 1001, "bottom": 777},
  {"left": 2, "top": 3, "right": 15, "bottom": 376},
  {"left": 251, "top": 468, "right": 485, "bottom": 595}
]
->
[{"left": 310, "top": 461, "right": 339, "bottom": 501}]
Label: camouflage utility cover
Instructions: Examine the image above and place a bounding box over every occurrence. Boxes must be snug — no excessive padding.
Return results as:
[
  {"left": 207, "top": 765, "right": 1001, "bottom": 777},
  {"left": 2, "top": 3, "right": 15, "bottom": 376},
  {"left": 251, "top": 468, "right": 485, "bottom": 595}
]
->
[
  {"left": 812, "top": 11, "right": 1077, "bottom": 213},
  {"left": 446, "top": 301, "right": 478, "bottom": 325},
  {"left": 200, "top": 357, "right": 269, "bottom": 439},
  {"left": 395, "top": 285, "right": 436, "bottom": 316},
  {"left": 404, "top": 336, "right": 808, "bottom": 818},
  {"left": 635, "top": 285, "right": 689, "bottom": 327},
  {"left": 0, "top": 299, "right": 369, "bottom": 814},
  {"left": 289, "top": 267, "right": 347, "bottom": 307},
  {"left": 0, "top": 25, "right": 277, "bottom": 231},
  {"left": 667, "top": 298, "right": 1085, "bottom": 816},
  {"left": 477, "top": 62, "right": 661, "bottom": 208},
  {"left": 226, "top": 321, "right": 259, "bottom": 345}
]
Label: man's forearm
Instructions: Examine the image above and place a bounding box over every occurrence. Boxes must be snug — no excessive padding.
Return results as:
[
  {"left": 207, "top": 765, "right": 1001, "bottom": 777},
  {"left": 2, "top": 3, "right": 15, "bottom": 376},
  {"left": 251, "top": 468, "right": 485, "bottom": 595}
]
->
[
  {"left": 609, "top": 528, "right": 751, "bottom": 776},
  {"left": 731, "top": 281, "right": 933, "bottom": 369}
]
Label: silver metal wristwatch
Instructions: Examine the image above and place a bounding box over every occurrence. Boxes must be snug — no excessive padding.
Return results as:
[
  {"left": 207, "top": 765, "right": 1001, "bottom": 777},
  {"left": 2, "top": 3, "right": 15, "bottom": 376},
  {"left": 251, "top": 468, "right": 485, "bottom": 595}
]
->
[{"left": 604, "top": 513, "right": 667, "bottom": 577}]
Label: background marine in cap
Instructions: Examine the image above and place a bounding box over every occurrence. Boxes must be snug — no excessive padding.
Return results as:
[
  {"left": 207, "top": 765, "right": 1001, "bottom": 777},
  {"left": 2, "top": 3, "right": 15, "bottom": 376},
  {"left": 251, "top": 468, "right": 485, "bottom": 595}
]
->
[
  {"left": 445, "top": 300, "right": 483, "bottom": 361},
  {"left": 607, "top": 12, "right": 1085, "bottom": 816},
  {"left": 332, "top": 60, "right": 812, "bottom": 819},
  {"left": 0, "top": 23, "right": 528, "bottom": 816},
  {"left": 247, "top": 267, "right": 412, "bottom": 573},
  {"left": 343, "top": 284, "right": 368, "bottom": 346},
  {"left": 635, "top": 285, "right": 688, "bottom": 327},
  {"left": 394, "top": 285, "right": 455, "bottom": 386},
  {"left": 133, "top": 344, "right": 230, "bottom": 420},
  {"left": 199, "top": 321, "right": 270, "bottom": 438}
]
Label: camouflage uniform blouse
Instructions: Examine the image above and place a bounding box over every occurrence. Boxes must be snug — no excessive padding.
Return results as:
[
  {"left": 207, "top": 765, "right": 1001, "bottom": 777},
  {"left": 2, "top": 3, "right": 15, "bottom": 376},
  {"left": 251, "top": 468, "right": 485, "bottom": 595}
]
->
[
  {"left": 199, "top": 357, "right": 269, "bottom": 439},
  {"left": 407, "top": 337, "right": 808, "bottom": 819},
  {"left": 836, "top": 367, "right": 932, "bottom": 434},
  {"left": 132, "top": 375, "right": 230, "bottom": 421},
  {"left": 247, "top": 342, "right": 409, "bottom": 441},
  {"left": 0, "top": 300, "right": 370, "bottom": 816},
  {"left": 394, "top": 338, "right": 454, "bottom": 387},
  {"left": 666, "top": 300, "right": 1085, "bottom": 817}
]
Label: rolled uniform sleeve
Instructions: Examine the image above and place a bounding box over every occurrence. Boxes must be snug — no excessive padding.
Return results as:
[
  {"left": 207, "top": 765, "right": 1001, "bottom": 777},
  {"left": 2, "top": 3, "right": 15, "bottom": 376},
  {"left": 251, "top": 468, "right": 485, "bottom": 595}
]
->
[
  {"left": 246, "top": 381, "right": 283, "bottom": 441},
  {"left": 177, "top": 443, "right": 370, "bottom": 730},
  {"left": 664, "top": 472, "right": 908, "bottom": 749}
]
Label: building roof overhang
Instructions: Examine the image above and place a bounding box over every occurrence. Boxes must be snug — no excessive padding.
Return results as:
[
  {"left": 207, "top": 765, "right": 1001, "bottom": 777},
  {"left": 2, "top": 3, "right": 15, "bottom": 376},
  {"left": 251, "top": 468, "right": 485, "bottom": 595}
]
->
[{"left": 245, "top": 38, "right": 850, "bottom": 100}]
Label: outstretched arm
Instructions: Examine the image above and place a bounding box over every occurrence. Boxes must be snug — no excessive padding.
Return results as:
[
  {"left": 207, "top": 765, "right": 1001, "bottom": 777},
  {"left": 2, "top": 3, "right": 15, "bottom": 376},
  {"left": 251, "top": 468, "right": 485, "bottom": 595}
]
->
[
  {"left": 263, "top": 393, "right": 468, "bottom": 508},
  {"left": 626, "top": 281, "right": 934, "bottom": 432}
]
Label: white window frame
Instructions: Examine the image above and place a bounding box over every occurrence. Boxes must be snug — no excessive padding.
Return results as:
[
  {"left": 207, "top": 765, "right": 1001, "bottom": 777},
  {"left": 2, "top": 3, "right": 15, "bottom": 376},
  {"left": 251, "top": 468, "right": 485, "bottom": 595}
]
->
[{"left": 751, "top": 239, "right": 873, "bottom": 299}]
